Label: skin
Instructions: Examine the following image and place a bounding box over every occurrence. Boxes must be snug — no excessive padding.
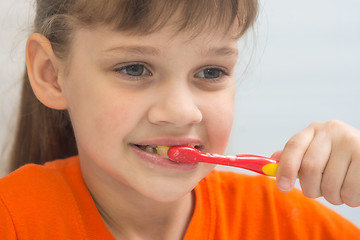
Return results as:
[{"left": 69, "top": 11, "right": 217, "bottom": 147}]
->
[
  {"left": 275, "top": 120, "right": 360, "bottom": 207},
  {"left": 27, "top": 24, "right": 238, "bottom": 239},
  {"left": 25, "top": 21, "right": 360, "bottom": 239}
]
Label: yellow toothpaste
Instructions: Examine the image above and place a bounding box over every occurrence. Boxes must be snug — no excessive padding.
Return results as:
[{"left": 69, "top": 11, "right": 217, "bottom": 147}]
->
[{"left": 155, "top": 146, "right": 170, "bottom": 156}]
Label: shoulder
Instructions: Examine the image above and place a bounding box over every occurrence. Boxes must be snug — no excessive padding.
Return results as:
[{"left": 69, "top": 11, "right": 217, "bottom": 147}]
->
[
  {"left": 0, "top": 156, "right": 80, "bottom": 198},
  {"left": 0, "top": 156, "right": 87, "bottom": 236},
  {"left": 0, "top": 156, "right": 114, "bottom": 239},
  {"left": 0, "top": 156, "right": 81, "bottom": 206}
]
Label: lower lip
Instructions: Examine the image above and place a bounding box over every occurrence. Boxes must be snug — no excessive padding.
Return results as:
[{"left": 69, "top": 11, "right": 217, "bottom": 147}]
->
[{"left": 130, "top": 145, "right": 198, "bottom": 170}]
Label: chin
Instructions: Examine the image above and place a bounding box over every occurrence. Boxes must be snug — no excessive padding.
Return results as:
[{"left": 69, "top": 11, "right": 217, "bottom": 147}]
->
[
  {"left": 138, "top": 183, "right": 193, "bottom": 203},
  {"left": 141, "top": 167, "right": 213, "bottom": 203}
]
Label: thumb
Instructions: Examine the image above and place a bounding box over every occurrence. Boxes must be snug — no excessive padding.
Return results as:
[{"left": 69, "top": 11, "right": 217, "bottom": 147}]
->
[{"left": 272, "top": 150, "right": 297, "bottom": 192}]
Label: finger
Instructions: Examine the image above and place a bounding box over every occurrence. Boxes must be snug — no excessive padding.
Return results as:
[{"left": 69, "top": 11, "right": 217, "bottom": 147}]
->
[
  {"left": 320, "top": 146, "right": 351, "bottom": 205},
  {"left": 299, "top": 130, "right": 332, "bottom": 199},
  {"left": 340, "top": 156, "right": 360, "bottom": 207},
  {"left": 277, "top": 127, "right": 315, "bottom": 192},
  {"left": 271, "top": 150, "right": 282, "bottom": 160}
]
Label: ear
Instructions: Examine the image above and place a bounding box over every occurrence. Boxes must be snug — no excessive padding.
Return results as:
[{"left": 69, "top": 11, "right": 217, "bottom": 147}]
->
[{"left": 26, "top": 33, "right": 68, "bottom": 110}]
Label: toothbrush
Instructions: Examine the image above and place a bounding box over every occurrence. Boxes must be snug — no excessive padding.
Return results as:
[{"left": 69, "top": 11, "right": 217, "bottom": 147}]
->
[{"left": 165, "top": 146, "right": 280, "bottom": 177}]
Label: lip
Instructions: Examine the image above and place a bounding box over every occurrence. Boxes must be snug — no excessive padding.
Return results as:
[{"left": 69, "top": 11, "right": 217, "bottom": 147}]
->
[
  {"left": 135, "top": 137, "right": 203, "bottom": 148},
  {"left": 130, "top": 137, "right": 202, "bottom": 170}
]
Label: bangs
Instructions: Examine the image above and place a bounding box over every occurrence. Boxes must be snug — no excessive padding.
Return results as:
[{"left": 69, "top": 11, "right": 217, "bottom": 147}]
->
[
  {"left": 34, "top": 0, "right": 258, "bottom": 59},
  {"left": 69, "top": 0, "right": 258, "bottom": 38}
]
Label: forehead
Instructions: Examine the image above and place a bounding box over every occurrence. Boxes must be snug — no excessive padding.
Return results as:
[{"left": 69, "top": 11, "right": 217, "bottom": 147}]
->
[{"left": 72, "top": 24, "right": 239, "bottom": 56}]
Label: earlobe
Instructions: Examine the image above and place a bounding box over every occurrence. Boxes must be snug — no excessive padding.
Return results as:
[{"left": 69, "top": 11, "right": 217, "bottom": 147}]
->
[{"left": 26, "top": 33, "right": 68, "bottom": 110}]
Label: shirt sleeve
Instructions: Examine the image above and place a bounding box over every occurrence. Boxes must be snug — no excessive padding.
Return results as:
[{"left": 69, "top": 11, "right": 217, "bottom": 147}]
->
[{"left": 0, "top": 197, "right": 17, "bottom": 239}]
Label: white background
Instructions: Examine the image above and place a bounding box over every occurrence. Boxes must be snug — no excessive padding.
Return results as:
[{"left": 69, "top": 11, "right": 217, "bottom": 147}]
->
[{"left": 0, "top": 0, "right": 359, "bottom": 227}]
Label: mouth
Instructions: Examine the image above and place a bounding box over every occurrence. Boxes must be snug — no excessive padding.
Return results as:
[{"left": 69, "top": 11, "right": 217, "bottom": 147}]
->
[
  {"left": 132, "top": 144, "right": 203, "bottom": 157},
  {"left": 130, "top": 142, "right": 203, "bottom": 170}
]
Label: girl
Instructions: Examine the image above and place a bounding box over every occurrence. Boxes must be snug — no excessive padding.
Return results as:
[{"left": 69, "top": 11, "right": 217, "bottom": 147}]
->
[{"left": 1, "top": 0, "right": 359, "bottom": 239}]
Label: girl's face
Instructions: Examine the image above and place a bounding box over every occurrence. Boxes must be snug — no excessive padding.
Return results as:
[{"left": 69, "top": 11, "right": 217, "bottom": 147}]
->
[{"left": 59, "top": 25, "right": 238, "bottom": 202}]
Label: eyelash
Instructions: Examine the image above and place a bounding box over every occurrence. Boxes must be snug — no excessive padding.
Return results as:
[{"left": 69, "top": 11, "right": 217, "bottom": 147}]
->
[
  {"left": 113, "top": 63, "right": 152, "bottom": 80},
  {"left": 113, "top": 63, "right": 229, "bottom": 82},
  {"left": 194, "top": 66, "right": 229, "bottom": 82}
]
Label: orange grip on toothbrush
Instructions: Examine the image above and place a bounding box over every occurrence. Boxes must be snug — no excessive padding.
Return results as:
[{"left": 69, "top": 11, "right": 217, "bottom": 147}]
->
[{"left": 167, "top": 146, "right": 279, "bottom": 177}]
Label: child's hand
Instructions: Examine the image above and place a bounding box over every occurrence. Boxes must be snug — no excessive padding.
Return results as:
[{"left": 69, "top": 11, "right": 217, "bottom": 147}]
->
[{"left": 273, "top": 120, "right": 360, "bottom": 207}]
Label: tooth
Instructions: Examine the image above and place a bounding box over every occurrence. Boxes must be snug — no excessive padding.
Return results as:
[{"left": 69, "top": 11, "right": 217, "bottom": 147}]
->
[
  {"left": 138, "top": 145, "right": 146, "bottom": 151},
  {"left": 145, "top": 145, "right": 157, "bottom": 153}
]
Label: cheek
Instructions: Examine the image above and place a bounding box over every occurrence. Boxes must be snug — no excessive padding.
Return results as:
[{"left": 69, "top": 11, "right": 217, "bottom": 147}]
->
[
  {"left": 64, "top": 80, "right": 142, "bottom": 153},
  {"left": 90, "top": 98, "right": 141, "bottom": 133},
  {"left": 68, "top": 94, "right": 146, "bottom": 166},
  {"left": 92, "top": 100, "right": 142, "bottom": 144},
  {"left": 210, "top": 108, "right": 234, "bottom": 153},
  {"left": 203, "top": 90, "right": 235, "bottom": 153}
]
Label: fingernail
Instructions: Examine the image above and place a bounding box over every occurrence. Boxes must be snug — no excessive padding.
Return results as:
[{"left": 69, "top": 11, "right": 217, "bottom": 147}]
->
[{"left": 277, "top": 176, "right": 291, "bottom": 192}]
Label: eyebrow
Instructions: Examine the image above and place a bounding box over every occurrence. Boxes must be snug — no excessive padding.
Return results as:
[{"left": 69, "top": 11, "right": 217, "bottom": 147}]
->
[
  {"left": 204, "top": 47, "right": 239, "bottom": 57},
  {"left": 102, "top": 45, "right": 238, "bottom": 57},
  {"left": 103, "top": 46, "right": 161, "bottom": 56}
]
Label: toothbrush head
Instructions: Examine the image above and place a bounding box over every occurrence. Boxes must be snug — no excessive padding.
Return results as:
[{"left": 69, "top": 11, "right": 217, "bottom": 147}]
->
[{"left": 167, "top": 146, "right": 200, "bottom": 163}]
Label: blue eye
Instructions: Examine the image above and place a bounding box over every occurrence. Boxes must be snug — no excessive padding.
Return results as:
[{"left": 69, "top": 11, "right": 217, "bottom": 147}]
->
[
  {"left": 195, "top": 68, "right": 227, "bottom": 79},
  {"left": 116, "top": 64, "right": 151, "bottom": 77}
]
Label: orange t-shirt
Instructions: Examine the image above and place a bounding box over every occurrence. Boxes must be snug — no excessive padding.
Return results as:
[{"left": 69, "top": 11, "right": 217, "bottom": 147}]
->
[{"left": 0, "top": 156, "right": 359, "bottom": 239}]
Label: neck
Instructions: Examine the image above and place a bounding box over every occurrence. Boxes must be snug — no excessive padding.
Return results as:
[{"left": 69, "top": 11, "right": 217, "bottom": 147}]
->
[{"left": 84, "top": 172, "right": 195, "bottom": 240}]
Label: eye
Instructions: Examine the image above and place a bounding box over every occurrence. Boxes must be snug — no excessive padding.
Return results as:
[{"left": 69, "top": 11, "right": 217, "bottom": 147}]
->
[
  {"left": 195, "top": 67, "right": 228, "bottom": 80},
  {"left": 115, "top": 64, "right": 152, "bottom": 77}
]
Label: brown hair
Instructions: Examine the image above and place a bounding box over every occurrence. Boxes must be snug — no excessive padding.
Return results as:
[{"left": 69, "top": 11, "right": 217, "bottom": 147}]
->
[{"left": 8, "top": 0, "right": 258, "bottom": 172}]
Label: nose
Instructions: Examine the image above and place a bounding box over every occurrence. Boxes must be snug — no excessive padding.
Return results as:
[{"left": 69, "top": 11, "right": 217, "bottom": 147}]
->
[{"left": 147, "top": 84, "right": 202, "bottom": 127}]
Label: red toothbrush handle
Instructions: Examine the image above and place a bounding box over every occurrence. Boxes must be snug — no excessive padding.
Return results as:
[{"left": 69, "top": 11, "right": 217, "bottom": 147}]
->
[
  {"left": 168, "top": 146, "right": 279, "bottom": 176},
  {"left": 229, "top": 154, "right": 278, "bottom": 175},
  {"left": 195, "top": 152, "right": 278, "bottom": 175}
]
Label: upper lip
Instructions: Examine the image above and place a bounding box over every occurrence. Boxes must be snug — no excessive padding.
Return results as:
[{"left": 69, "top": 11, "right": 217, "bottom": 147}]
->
[{"left": 133, "top": 137, "right": 203, "bottom": 147}]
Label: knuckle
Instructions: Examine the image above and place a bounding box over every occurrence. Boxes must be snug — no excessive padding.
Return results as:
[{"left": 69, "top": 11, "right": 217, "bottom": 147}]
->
[
  {"left": 327, "top": 119, "right": 342, "bottom": 127},
  {"left": 324, "top": 120, "right": 343, "bottom": 132},
  {"left": 309, "top": 121, "right": 323, "bottom": 128},
  {"left": 284, "top": 136, "right": 307, "bottom": 152},
  {"left": 342, "top": 133, "right": 359, "bottom": 147},
  {"left": 285, "top": 138, "right": 300, "bottom": 149}
]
